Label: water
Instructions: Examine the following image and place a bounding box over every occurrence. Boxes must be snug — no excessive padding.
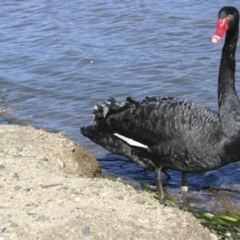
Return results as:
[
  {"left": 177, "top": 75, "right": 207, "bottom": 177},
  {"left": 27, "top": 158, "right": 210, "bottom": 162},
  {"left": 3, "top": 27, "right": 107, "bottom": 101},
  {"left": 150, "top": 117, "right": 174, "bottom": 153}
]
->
[{"left": 0, "top": 0, "right": 240, "bottom": 212}]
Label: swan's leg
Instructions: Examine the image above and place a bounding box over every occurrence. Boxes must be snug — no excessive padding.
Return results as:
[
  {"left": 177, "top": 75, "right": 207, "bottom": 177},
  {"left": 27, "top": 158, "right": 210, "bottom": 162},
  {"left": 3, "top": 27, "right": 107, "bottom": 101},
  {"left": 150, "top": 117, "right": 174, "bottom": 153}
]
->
[
  {"left": 180, "top": 172, "right": 188, "bottom": 193},
  {"left": 155, "top": 167, "right": 165, "bottom": 201}
]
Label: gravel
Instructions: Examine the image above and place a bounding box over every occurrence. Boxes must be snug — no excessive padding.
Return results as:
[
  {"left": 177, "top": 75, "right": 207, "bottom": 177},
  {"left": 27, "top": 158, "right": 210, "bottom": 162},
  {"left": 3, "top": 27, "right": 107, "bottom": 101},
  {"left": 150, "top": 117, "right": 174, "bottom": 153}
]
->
[{"left": 0, "top": 124, "right": 216, "bottom": 240}]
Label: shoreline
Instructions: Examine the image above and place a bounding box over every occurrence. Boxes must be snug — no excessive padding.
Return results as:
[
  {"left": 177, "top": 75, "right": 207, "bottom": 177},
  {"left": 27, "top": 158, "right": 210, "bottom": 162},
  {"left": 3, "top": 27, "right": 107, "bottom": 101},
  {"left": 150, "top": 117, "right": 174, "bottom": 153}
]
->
[{"left": 0, "top": 124, "right": 216, "bottom": 239}]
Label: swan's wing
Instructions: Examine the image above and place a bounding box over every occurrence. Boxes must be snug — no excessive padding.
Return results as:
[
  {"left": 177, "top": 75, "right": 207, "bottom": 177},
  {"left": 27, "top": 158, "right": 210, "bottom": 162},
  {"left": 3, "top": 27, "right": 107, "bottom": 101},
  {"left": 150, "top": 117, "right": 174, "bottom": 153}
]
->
[{"left": 93, "top": 96, "right": 220, "bottom": 148}]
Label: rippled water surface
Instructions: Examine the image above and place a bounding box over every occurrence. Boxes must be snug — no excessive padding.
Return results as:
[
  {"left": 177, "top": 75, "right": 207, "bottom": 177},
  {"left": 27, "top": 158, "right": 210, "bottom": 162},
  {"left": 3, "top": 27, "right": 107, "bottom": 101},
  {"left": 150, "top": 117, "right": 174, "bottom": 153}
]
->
[{"left": 1, "top": 0, "right": 240, "bottom": 211}]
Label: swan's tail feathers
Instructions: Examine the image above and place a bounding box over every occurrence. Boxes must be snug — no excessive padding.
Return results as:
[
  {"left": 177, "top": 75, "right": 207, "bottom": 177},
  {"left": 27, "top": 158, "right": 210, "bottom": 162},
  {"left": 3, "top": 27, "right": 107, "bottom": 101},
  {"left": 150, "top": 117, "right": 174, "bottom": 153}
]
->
[
  {"left": 92, "top": 97, "right": 138, "bottom": 122},
  {"left": 81, "top": 125, "right": 131, "bottom": 155},
  {"left": 81, "top": 125, "right": 123, "bottom": 153},
  {"left": 80, "top": 126, "right": 155, "bottom": 171}
]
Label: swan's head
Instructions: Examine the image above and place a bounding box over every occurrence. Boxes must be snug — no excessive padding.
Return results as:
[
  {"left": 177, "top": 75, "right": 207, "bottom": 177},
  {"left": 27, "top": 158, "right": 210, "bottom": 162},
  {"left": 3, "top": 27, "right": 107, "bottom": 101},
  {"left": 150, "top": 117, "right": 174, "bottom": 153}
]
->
[{"left": 211, "top": 6, "right": 239, "bottom": 43}]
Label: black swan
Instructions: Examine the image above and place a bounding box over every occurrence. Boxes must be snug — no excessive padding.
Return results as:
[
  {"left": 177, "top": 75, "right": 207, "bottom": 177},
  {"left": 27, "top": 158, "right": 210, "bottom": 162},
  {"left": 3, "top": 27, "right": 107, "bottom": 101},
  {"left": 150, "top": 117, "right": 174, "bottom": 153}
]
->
[{"left": 81, "top": 6, "right": 240, "bottom": 200}]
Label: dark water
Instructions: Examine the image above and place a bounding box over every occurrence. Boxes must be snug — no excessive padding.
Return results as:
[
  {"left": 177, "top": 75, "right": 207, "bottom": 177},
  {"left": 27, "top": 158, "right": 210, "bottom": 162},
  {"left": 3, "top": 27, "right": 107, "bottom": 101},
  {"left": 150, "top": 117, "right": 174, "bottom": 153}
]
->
[{"left": 0, "top": 0, "right": 240, "bottom": 212}]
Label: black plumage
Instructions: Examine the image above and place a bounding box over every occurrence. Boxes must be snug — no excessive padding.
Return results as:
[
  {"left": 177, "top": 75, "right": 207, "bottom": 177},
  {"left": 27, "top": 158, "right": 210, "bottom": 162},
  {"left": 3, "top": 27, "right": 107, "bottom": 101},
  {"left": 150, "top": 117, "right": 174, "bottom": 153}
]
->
[
  {"left": 81, "top": 125, "right": 172, "bottom": 180},
  {"left": 81, "top": 6, "right": 240, "bottom": 200}
]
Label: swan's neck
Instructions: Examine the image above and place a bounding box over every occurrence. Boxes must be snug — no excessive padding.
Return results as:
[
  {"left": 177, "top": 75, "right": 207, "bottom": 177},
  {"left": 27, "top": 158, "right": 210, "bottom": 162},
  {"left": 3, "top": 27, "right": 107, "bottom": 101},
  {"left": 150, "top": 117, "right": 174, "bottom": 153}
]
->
[{"left": 218, "top": 28, "right": 240, "bottom": 135}]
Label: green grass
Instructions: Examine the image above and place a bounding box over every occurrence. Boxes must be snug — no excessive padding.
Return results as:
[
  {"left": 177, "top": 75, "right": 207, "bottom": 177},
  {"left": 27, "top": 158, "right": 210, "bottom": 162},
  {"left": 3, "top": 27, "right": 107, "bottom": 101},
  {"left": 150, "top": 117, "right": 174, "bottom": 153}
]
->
[{"left": 192, "top": 211, "right": 240, "bottom": 239}]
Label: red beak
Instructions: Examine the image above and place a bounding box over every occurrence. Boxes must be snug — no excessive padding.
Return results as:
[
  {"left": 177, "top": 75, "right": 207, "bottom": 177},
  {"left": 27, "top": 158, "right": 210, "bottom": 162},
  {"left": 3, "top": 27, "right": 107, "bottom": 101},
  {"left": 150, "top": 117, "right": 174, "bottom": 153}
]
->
[{"left": 211, "top": 17, "right": 229, "bottom": 43}]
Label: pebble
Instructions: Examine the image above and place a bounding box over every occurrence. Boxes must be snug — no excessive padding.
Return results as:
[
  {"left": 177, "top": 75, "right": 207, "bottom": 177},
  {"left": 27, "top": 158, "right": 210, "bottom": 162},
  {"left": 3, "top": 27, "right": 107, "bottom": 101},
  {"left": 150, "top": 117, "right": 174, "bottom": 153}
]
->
[
  {"left": 36, "top": 215, "right": 50, "bottom": 221},
  {"left": 27, "top": 212, "right": 37, "bottom": 216},
  {"left": 69, "top": 193, "right": 76, "bottom": 199},
  {"left": 0, "top": 165, "right": 5, "bottom": 170},
  {"left": 72, "top": 188, "right": 82, "bottom": 195},
  {"left": 74, "top": 197, "right": 80, "bottom": 202},
  {"left": 117, "top": 195, "right": 124, "bottom": 200},
  {"left": 82, "top": 226, "right": 90, "bottom": 235},
  {"left": 12, "top": 173, "right": 19, "bottom": 180},
  {"left": 14, "top": 186, "right": 21, "bottom": 190},
  {"left": 10, "top": 223, "right": 18, "bottom": 228},
  {"left": 38, "top": 131, "right": 44, "bottom": 136},
  {"left": 40, "top": 183, "right": 62, "bottom": 188},
  {"left": 57, "top": 158, "right": 65, "bottom": 168}
]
